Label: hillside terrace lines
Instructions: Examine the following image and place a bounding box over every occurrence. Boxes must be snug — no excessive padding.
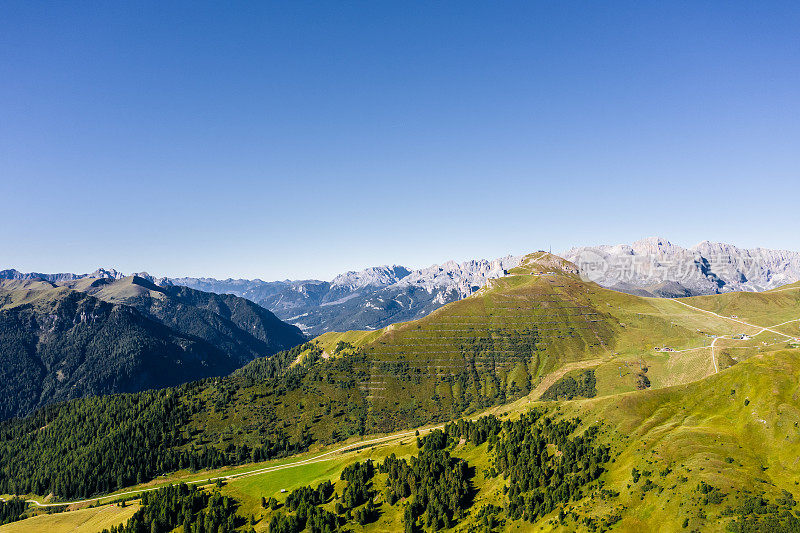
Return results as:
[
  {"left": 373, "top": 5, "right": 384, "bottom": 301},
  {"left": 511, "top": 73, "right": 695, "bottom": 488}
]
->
[{"left": 340, "top": 275, "right": 609, "bottom": 402}]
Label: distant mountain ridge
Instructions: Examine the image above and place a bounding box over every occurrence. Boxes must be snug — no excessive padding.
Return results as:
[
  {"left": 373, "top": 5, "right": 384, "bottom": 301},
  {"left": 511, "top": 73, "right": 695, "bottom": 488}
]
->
[
  {"left": 563, "top": 237, "right": 800, "bottom": 297},
  {"left": 171, "top": 256, "right": 520, "bottom": 335},
  {"left": 0, "top": 267, "right": 127, "bottom": 283},
  {"left": 1, "top": 257, "right": 520, "bottom": 336},
  {"left": 8, "top": 238, "right": 797, "bottom": 337}
]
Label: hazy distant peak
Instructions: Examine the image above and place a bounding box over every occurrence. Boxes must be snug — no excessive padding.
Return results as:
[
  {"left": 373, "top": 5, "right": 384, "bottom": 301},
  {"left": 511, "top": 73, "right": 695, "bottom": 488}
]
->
[
  {"left": 330, "top": 265, "right": 411, "bottom": 290},
  {"left": 89, "top": 268, "right": 125, "bottom": 279},
  {"left": 0, "top": 267, "right": 125, "bottom": 283}
]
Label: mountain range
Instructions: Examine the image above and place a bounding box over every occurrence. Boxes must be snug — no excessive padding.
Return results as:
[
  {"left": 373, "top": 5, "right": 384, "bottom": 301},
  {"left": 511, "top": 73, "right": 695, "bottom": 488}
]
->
[
  {"left": 0, "top": 275, "right": 305, "bottom": 419},
  {"left": 7, "top": 238, "right": 800, "bottom": 339},
  {"left": 141, "top": 256, "right": 519, "bottom": 336},
  {"left": 563, "top": 236, "right": 800, "bottom": 297}
]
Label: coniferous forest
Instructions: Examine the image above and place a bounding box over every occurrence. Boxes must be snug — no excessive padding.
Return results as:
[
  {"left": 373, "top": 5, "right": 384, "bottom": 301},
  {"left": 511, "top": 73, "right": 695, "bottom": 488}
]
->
[
  {"left": 259, "top": 411, "right": 611, "bottom": 532},
  {"left": 0, "top": 336, "right": 537, "bottom": 500}
]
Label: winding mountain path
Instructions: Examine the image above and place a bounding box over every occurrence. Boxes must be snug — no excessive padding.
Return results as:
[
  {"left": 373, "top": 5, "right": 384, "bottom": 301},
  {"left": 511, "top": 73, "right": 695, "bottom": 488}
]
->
[{"left": 671, "top": 299, "right": 796, "bottom": 373}]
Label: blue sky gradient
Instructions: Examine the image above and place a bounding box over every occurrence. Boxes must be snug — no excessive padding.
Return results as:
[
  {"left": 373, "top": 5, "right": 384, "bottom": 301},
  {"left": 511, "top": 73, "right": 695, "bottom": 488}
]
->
[{"left": 2, "top": 2, "right": 799, "bottom": 279}]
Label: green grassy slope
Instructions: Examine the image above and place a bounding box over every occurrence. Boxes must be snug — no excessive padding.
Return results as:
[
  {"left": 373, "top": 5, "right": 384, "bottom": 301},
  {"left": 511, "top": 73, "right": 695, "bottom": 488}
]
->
[
  {"left": 308, "top": 253, "right": 800, "bottom": 405},
  {"left": 0, "top": 502, "right": 140, "bottom": 533},
  {"left": 552, "top": 347, "right": 800, "bottom": 532},
  {"left": 680, "top": 283, "right": 800, "bottom": 326},
  {"left": 6, "top": 347, "right": 800, "bottom": 533},
  {"left": 216, "top": 347, "right": 800, "bottom": 533}
]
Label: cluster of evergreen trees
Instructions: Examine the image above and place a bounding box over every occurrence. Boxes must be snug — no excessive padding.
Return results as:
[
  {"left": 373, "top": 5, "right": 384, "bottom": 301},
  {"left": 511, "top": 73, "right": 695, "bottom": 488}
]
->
[
  {"left": 339, "top": 461, "right": 375, "bottom": 510},
  {"left": 268, "top": 480, "right": 338, "bottom": 533},
  {"left": 285, "top": 481, "right": 333, "bottom": 510},
  {"left": 471, "top": 504, "right": 505, "bottom": 532},
  {"left": 0, "top": 497, "right": 27, "bottom": 525},
  {"left": 0, "top": 378, "right": 310, "bottom": 498},
  {"left": 540, "top": 369, "right": 597, "bottom": 400},
  {"left": 437, "top": 412, "right": 611, "bottom": 524},
  {"left": 232, "top": 343, "right": 320, "bottom": 385},
  {"left": 100, "top": 483, "right": 241, "bottom": 533},
  {"left": 0, "top": 388, "right": 190, "bottom": 497},
  {"left": 380, "top": 430, "right": 472, "bottom": 532},
  {"left": 262, "top": 412, "right": 611, "bottom": 532},
  {"left": 255, "top": 411, "right": 613, "bottom": 532},
  {"left": 264, "top": 435, "right": 472, "bottom": 532},
  {"left": 725, "top": 491, "right": 800, "bottom": 533},
  {"left": 495, "top": 413, "right": 609, "bottom": 522}
]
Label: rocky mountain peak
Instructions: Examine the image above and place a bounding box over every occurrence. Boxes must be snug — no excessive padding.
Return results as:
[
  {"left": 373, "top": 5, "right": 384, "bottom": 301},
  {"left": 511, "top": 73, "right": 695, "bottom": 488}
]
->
[
  {"left": 563, "top": 238, "right": 800, "bottom": 296},
  {"left": 629, "top": 236, "right": 684, "bottom": 256},
  {"left": 330, "top": 265, "right": 411, "bottom": 291},
  {"left": 89, "top": 268, "right": 125, "bottom": 279}
]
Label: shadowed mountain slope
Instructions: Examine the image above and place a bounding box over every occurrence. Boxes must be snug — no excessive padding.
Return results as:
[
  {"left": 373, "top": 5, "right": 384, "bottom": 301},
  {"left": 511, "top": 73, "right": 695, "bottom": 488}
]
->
[{"left": 0, "top": 278, "right": 305, "bottom": 420}]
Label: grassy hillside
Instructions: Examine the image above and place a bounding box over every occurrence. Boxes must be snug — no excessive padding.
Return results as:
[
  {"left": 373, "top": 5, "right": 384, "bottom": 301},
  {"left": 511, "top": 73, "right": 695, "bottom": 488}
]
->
[
  {"left": 5, "top": 347, "right": 799, "bottom": 532},
  {"left": 551, "top": 347, "right": 800, "bottom": 532},
  {"left": 204, "top": 348, "right": 800, "bottom": 532},
  {"left": 678, "top": 283, "right": 800, "bottom": 333},
  {"left": 304, "top": 253, "right": 800, "bottom": 405},
  {"left": 0, "top": 502, "right": 140, "bottom": 533}
]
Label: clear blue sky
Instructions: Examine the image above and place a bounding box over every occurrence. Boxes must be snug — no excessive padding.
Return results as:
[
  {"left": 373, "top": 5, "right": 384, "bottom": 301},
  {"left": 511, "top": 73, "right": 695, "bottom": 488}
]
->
[{"left": 2, "top": 2, "right": 799, "bottom": 280}]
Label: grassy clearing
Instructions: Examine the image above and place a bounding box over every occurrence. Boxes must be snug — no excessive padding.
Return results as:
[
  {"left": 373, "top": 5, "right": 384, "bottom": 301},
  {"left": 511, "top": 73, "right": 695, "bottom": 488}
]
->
[
  {"left": 557, "top": 347, "right": 800, "bottom": 532},
  {"left": 681, "top": 287, "right": 800, "bottom": 326},
  {"left": 0, "top": 502, "right": 140, "bottom": 533},
  {"left": 221, "top": 439, "right": 421, "bottom": 530}
]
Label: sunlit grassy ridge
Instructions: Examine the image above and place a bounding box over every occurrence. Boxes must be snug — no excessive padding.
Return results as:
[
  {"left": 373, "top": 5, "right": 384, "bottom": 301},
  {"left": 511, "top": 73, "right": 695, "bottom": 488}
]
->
[
  {"left": 682, "top": 283, "right": 800, "bottom": 325},
  {"left": 305, "top": 252, "right": 780, "bottom": 410},
  {"left": 298, "top": 255, "right": 800, "bottom": 412}
]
